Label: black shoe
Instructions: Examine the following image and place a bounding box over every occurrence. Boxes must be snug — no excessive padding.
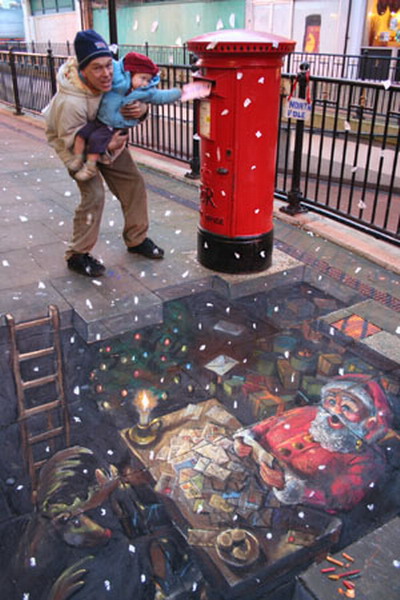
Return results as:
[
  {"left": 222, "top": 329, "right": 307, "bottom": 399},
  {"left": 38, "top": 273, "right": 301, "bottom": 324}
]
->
[
  {"left": 127, "top": 238, "right": 164, "bottom": 259},
  {"left": 67, "top": 253, "right": 106, "bottom": 277}
]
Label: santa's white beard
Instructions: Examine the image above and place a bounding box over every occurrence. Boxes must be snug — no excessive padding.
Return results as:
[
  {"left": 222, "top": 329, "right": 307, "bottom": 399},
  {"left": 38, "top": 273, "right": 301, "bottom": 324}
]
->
[{"left": 309, "top": 408, "right": 364, "bottom": 452}]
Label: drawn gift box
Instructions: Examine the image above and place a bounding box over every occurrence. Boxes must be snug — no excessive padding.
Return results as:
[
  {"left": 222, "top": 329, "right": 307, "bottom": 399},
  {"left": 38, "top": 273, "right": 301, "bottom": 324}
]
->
[
  {"left": 277, "top": 358, "right": 301, "bottom": 390},
  {"left": 317, "top": 353, "right": 343, "bottom": 376},
  {"left": 248, "top": 389, "right": 285, "bottom": 420}
]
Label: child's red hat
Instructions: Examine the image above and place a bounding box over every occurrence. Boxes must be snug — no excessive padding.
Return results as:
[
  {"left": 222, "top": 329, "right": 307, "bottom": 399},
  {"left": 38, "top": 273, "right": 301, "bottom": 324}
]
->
[{"left": 123, "top": 52, "right": 158, "bottom": 76}]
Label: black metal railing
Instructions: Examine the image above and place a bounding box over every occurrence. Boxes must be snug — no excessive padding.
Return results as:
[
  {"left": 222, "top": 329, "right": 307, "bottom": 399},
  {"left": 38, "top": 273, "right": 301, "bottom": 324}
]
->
[
  {"left": 3, "top": 41, "right": 400, "bottom": 83},
  {"left": 285, "top": 51, "right": 400, "bottom": 83},
  {"left": 0, "top": 49, "right": 398, "bottom": 243},
  {"left": 277, "top": 73, "right": 400, "bottom": 242}
]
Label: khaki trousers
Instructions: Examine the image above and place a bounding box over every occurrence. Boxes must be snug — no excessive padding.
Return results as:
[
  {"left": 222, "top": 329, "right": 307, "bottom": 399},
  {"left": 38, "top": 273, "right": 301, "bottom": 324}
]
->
[{"left": 65, "top": 148, "right": 149, "bottom": 260}]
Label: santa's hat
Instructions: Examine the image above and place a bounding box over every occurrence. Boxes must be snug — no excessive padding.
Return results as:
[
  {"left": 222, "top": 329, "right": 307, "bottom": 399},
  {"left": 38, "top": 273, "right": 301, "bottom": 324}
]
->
[{"left": 321, "top": 374, "right": 393, "bottom": 443}]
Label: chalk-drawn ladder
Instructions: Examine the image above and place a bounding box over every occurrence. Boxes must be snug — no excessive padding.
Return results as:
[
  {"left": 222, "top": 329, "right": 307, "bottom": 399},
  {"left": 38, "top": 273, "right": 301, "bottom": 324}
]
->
[{"left": 5, "top": 305, "right": 70, "bottom": 495}]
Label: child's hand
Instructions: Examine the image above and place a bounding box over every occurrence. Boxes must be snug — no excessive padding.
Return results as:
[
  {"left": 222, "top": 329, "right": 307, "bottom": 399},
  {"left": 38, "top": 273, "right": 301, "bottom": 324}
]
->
[{"left": 181, "top": 81, "right": 212, "bottom": 102}]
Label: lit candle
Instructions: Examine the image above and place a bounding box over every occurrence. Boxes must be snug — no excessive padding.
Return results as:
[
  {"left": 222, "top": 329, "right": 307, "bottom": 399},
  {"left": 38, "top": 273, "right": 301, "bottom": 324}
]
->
[{"left": 134, "top": 390, "right": 157, "bottom": 426}]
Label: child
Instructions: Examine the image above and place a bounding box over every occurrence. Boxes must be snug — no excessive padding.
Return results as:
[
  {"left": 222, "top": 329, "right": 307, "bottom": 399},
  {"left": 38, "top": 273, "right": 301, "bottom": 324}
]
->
[{"left": 69, "top": 52, "right": 206, "bottom": 181}]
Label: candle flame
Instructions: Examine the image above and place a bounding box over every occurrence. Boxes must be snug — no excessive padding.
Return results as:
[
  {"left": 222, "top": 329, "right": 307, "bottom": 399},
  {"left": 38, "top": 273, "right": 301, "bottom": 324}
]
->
[{"left": 134, "top": 389, "right": 157, "bottom": 411}]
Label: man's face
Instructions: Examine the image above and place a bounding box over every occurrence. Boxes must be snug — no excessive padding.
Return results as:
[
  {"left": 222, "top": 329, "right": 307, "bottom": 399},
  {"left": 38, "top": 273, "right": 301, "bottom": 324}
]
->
[
  {"left": 309, "top": 388, "right": 372, "bottom": 453},
  {"left": 80, "top": 57, "right": 113, "bottom": 93},
  {"left": 322, "top": 388, "right": 370, "bottom": 430}
]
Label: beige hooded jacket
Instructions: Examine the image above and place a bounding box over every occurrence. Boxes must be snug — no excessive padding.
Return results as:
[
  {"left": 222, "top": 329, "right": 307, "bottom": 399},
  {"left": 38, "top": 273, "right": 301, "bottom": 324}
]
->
[{"left": 43, "top": 57, "right": 117, "bottom": 167}]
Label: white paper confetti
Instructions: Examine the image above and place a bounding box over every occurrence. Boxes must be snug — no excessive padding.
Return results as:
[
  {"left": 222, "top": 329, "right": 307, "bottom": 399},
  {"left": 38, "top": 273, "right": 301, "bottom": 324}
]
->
[
  {"left": 151, "top": 21, "right": 158, "bottom": 32},
  {"left": 182, "top": 270, "right": 189, "bottom": 278},
  {"left": 193, "top": 133, "right": 201, "bottom": 141},
  {"left": 29, "top": 557, "right": 36, "bottom": 567},
  {"left": 132, "top": 20, "right": 138, "bottom": 31},
  {"left": 104, "top": 580, "right": 111, "bottom": 590},
  {"left": 19, "top": 215, "right": 28, "bottom": 222},
  {"left": 206, "top": 41, "right": 218, "bottom": 50},
  {"left": 237, "top": 72, "right": 243, "bottom": 80},
  {"left": 140, "top": 574, "right": 147, "bottom": 583},
  {"left": 2, "top": 260, "right": 10, "bottom": 267},
  {"left": 234, "top": 252, "right": 240, "bottom": 259},
  {"left": 129, "top": 544, "right": 136, "bottom": 553},
  {"left": 396, "top": 326, "right": 400, "bottom": 334},
  {"left": 255, "top": 131, "right": 262, "bottom": 138},
  {"left": 382, "top": 79, "right": 391, "bottom": 90},
  {"left": 357, "top": 199, "right": 366, "bottom": 209},
  {"left": 258, "top": 76, "right": 265, "bottom": 84},
  {"left": 216, "top": 18, "right": 224, "bottom": 30},
  {"left": 254, "top": 208, "right": 260, "bottom": 214},
  {"left": 221, "top": 109, "right": 229, "bottom": 116},
  {"left": 64, "top": 191, "right": 72, "bottom": 197},
  {"left": 243, "top": 98, "right": 252, "bottom": 108},
  {"left": 344, "top": 121, "right": 351, "bottom": 131},
  {"left": 85, "top": 299, "right": 93, "bottom": 309},
  {"left": 229, "top": 13, "right": 235, "bottom": 27},
  {"left": 73, "top": 386, "right": 80, "bottom": 395}
]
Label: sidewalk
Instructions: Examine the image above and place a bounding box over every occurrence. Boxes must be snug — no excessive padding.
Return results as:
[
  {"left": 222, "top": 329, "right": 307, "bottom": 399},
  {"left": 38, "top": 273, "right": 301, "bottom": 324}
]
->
[
  {"left": 1, "top": 103, "right": 400, "bottom": 600},
  {"left": 0, "top": 103, "right": 399, "bottom": 353}
]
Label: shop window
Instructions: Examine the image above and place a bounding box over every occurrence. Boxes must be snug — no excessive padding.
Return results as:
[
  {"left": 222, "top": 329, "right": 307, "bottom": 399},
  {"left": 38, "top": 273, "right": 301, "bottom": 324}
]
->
[
  {"left": 30, "top": 0, "right": 74, "bottom": 15},
  {"left": 366, "top": 0, "right": 400, "bottom": 47}
]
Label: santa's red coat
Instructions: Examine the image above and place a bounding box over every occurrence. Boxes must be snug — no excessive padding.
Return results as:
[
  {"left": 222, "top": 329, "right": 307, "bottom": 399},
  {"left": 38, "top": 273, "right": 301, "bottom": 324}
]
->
[{"left": 251, "top": 406, "right": 386, "bottom": 511}]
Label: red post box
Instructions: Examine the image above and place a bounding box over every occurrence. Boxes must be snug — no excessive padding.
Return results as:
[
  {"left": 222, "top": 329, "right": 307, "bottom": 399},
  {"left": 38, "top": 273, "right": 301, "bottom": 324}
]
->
[{"left": 187, "top": 29, "right": 295, "bottom": 273}]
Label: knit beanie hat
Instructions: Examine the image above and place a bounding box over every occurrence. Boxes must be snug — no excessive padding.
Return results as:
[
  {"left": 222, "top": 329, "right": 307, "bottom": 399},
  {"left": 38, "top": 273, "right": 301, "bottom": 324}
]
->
[
  {"left": 74, "top": 29, "right": 112, "bottom": 71},
  {"left": 123, "top": 52, "right": 158, "bottom": 76}
]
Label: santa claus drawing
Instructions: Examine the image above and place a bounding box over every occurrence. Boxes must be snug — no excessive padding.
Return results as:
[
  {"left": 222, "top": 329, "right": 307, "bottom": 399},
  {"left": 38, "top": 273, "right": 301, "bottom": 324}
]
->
[{"left": 234, "top": 374, "right": 395, "bottom": 512}]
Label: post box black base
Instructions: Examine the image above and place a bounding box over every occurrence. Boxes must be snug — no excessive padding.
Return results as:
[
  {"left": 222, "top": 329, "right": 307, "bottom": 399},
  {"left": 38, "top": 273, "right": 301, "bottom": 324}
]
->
[{"left": 197, "top": 229, "right": 273, "bottom": 274}]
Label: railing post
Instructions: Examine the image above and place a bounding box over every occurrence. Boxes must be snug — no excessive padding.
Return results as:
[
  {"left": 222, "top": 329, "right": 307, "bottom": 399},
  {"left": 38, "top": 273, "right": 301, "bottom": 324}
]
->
[
  {"left": 280, "top": 62, "right": 309, "bottom": 215},
  {"left": 47, "top": 48, "right": 57, "bottom": 97},
  {"left": 9, "top": 50, "right": 24, "bottom": 116},
  {"left": 185, "top": 97, "right": 200, "bottom": 179}
]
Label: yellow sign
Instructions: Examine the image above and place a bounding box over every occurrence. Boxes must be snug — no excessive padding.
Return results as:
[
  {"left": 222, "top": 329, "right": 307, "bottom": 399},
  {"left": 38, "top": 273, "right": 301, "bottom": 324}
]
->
[{"left": 199, "top": 100, "right": 211, "bottom": 139}]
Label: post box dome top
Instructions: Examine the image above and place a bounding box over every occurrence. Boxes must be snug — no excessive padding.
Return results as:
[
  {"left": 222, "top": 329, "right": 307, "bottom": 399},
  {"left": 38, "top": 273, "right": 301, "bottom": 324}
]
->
[{"left": 187, "top": 29, "right": 295, "bottom": 55}]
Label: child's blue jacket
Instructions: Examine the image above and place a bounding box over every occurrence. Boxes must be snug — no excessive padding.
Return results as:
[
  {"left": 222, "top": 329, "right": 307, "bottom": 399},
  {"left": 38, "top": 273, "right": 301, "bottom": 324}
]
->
[{"left": 97, "top": 58, "right": 182, "bottom": 129}]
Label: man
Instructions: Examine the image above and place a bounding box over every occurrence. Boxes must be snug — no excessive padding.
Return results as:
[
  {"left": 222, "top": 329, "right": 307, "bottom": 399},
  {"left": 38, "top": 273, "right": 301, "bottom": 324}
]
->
[
  {"left": 44, "top": 29, "right": 164, "bottom": 277},
  {"left": 234, "top": 374, "right": 394, "bottom": 512}
]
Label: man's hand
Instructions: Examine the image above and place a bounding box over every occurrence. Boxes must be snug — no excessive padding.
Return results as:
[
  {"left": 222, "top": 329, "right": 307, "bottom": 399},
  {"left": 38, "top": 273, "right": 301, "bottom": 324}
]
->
[
  {"left": 120, "top": 101, "right": 148, "bottom": 120},
  {"left": 259, "top": 462, "right": 285, "bottom": 489},
  {"left": 107, "top": 130, "right": 129, "bottom": 152},
  {"left": 233, "top": 438, "right": 253, "bottom": 458}
]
